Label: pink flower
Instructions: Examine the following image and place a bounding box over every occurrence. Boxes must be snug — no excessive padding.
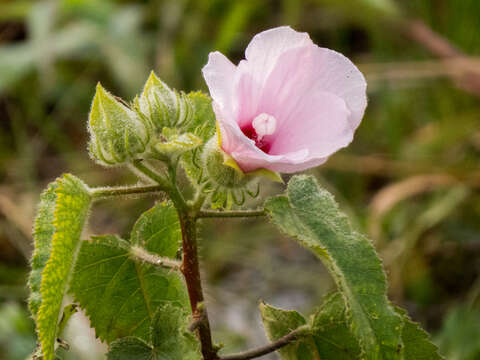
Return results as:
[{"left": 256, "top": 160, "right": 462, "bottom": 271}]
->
[{"left": 202, "top": 26, "right": 367, "bottom": 174}]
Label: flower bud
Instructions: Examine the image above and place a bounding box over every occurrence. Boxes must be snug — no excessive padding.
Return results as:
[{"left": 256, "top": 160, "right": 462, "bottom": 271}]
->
[
  {"left": 88, "top": 83, "right": 151, "bottom": 166},
  {"left": 138, "top": 71, "right": 193, "bottom": 131}
]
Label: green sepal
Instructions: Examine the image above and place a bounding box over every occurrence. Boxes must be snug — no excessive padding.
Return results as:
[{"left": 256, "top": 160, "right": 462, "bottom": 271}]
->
[
  {"left": 218, "top": 127, "right": 283, "bottom": 184},
  {"left": 88, "top": 83, "right": 151, "bottom": 166},
  {"left": 154, "top": 130, "right": 202, "bottom": 158},
  {"left": 181, "top": 91, "right": 217, "bottom": 186},
  {"left": 201, "top": 138, "right": 250, "bottom": 190},
  {"left": 222, "top": 151, "right": 283, "bottom": 184}
]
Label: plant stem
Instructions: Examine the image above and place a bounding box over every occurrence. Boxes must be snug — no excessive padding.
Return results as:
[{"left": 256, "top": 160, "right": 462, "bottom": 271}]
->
[
  {"left": 219, "top": 325, "right": 309, "bottom": 360},
  {"left": 197, "top": 209, "right": 266, "bottom": 219},
  {"left": 132, "top": 160, "right": 171, "bottom": 189},
  {"left": 134, "top": 159, "right": 217, "bottom": 359},
  {"left": 90, "top": 185, "right": 166, "bottom": 199},
  {"left": 179, "top": 212, "right": 217, "bottom": 359},
  {"left": 130, "top": 245, "right": 181, "bottom": 270}
]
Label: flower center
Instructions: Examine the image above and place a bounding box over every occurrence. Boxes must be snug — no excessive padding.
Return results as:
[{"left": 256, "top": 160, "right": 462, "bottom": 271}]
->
[{"left": 241, "top": 113, "right": 277, "bottom": 153}]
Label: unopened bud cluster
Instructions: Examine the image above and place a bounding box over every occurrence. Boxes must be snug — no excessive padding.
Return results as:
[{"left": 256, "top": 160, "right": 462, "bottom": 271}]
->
[{"left": 88, "top": 72, "right": 195, "bottom": 166}]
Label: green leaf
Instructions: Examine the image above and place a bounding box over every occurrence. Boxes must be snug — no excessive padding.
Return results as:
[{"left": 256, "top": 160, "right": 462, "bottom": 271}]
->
[
  {"left": 150, "top": 303, "right": 200, "bottom": 359},
  {"left": 36, "top": 174, "right": 91, "bottom": 360},
  {"left": 107, "top": 304, "right": 201, "bottom": 360},
  {"left": 397, "top": 307, "right": 444, "bottom": 360},
  {"left": 70, "top": 235, "right": 189, "bottom": 343},
  {"left": 264, "top": 175, "right": 403, "bottom": 359},
  {"left": 181, "top": 92, "right": 216, "bottom": 185},
  {"left": 107, "top": 337, "right": 153, "bottom": 360},
  {"left": 261, "top": 293, "right": 443, "bottom": 360},
  {"left": 130, "top": 201, "right": 181, "bottom": 257},
  {"left": 260, "top": 303, "right": 316, "bottom": 360},
  {"left": 88, "top": 83, "right": 151, "bottom": 166},
  {"left": 28, "top": 181, "right": 59, "bottom": 317},
  {"left": 311, "top": 293, "right": 367, "bottom": 359}
]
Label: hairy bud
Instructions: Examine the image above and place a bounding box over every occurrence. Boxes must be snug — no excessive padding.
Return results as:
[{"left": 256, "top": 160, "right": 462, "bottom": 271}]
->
[
  {"left": 138, "top": 71, "right": 193, "bottom": 131},
  {"left": 88, "top": 83, "right": 151, "bottom": 166},
  {"left": 201, "top": 137, "right": 251, "bottom": 190}
]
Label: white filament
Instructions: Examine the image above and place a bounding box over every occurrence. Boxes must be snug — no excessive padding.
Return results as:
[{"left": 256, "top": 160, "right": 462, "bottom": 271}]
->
[{"left": 252, "top": 113, "right": 277, "bottom": 141}]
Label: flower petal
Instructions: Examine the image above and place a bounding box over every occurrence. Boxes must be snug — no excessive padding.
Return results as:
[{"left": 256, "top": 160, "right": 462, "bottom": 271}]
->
[
  {"left": 215, "top": 101, "right": 312, "bottom": 173},
  {"left": 245, "top": 26, "right": 312, "bottom": 80},
  {"left": 233, "top": 27, "right": 313, "bottom": 120},
  {"left": 312, "top": 47, "right": 367, "bottom": 129},
  {"left": 202, "top": 51, "right": 237, "bottom": 112},
  {"left": 269, "top": 90, "right": 353, "bottom": 157},
  {"left": 233, "top": 44, "right": 313, "bottom": 130}
]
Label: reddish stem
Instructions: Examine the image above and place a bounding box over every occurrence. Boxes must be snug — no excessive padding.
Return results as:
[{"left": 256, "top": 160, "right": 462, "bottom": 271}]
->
[{"left": 179, "top": 213, "right": 218, "bottom": 360}]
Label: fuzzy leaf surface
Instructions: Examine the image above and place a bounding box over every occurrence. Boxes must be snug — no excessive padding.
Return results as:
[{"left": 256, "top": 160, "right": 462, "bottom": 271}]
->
[
  {"left": 107, "top": 303, "right": 200, "bottom": 360},
  {"left": 260, "top": 303, "right": 316, "bottom": 360},
  {"left": 264, "top": 175, "right": 403, "bottom": 359},
  {"left": 311, "top": 292, "right": 363, "bottom": 359},
  {"left": 28, "top": 181, "right": 59, "bottom": 317},
  {"left": 150, "top": 303, "right": 201, "bottom": 359},
  {"left": 396, "top": 307, "right": 444, "bottom": 360},
  {"left": 261, "top": 293, "right": 443, "bottom": 360},
  {"left": 107, "top": 337, "right": 153, "bottom": 360},
  {"left": 130, "top": 202, "right": 181, "bottom": 257},
  {"left": 36, "top": 174, "right": 91, "bottom": 360},
  {"left": 70, "top": 235, "right": 189, "bottom": 343}
]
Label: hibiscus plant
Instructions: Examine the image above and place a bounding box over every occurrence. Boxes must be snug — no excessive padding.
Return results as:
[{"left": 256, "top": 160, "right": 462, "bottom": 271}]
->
[{"left": 28, "top": 27, "right": 443, "bottom": 360}]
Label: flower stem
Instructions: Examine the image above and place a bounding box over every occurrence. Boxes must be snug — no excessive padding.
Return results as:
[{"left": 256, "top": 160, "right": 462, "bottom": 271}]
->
[
  {"left": 90, "top": 185, "right": 166, "bottom": 199},
  {"left": 132, "top": 160, "right": 171, "bottom": 189},
  {"left": 197, "top": 209, "right": 266, "bottom": 219}
]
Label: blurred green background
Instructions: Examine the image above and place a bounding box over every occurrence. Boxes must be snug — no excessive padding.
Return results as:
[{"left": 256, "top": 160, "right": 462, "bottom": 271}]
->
[{"left": 0, "top": 0, "right": 479, "bottom": 359}]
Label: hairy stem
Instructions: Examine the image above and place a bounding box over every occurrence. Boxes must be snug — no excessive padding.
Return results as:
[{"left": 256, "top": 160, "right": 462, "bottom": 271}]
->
[
  {"left": 91, "top": 185, "right": 166, "bottom": 199},
  {"left": 130, "top": 245, "right": 181, "bottom": 270},
  {"left": 132, "top": 160, "right": 171, "bottom": 189},
  {"left": 179, "top": 212, "right": 217, "bottom": 359},
  {"left": 197, "top": 209, "right": 265, "bottom": 219},
  {"left": 219, "top": 325, "right": 309, "bottom": 360},
  {"left": 134, "top": 159, "right": 217, "bottom": 359}
]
